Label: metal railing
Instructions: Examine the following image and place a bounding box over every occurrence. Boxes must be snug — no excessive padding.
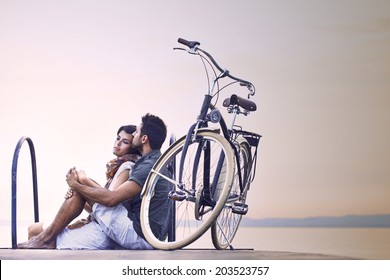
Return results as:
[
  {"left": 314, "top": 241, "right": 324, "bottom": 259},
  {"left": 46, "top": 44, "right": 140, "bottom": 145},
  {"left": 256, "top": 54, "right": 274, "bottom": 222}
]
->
[{"left": 11, "top": 137, "right": 39, "bottom": 249}]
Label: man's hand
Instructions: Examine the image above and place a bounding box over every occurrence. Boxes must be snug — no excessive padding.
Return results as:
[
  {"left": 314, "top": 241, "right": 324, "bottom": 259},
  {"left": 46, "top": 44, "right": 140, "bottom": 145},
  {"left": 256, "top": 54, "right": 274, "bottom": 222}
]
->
[{"left": 64, "top": 188, "right": 74, "bottom": 199}]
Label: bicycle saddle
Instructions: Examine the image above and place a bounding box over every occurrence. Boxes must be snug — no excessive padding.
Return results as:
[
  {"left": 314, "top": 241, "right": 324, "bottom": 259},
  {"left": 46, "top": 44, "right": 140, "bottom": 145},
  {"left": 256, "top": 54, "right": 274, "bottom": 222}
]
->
[{"left": 223, "top": 94, "right": 257, "bottom": 111}]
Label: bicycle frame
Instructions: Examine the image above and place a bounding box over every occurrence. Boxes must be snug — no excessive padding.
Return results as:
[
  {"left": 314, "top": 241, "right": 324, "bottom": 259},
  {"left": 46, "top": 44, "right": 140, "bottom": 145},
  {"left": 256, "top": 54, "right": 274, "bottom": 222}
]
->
[
  {"left": 177, "top": 99, "right": 260, "bottom": 206},
  {"left": 175, "top": 38, "right": 260, "bottom": 210}
]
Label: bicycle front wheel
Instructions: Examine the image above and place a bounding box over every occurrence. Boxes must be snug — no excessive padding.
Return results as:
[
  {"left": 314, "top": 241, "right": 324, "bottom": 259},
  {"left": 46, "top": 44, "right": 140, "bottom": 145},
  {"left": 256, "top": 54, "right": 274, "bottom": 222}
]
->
[
  {"left": 211, "top": 140, "right": 251, "bottom": 249},
  {"left": 140, "top": 130, "right": 235, "bottom": 250}
]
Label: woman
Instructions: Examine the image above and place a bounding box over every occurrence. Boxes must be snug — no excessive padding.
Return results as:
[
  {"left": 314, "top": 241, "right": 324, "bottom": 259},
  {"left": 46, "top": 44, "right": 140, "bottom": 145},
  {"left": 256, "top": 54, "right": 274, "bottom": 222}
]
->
[{"left": 27, "top": 124, "right": 140, "bottom": 239}]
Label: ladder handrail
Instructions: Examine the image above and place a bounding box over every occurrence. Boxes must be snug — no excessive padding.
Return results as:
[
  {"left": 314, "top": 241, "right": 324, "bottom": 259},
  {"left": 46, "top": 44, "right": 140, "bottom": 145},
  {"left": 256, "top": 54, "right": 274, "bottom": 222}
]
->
[{"left": 11, "top": 136, "right": 39, "bottom": 249}]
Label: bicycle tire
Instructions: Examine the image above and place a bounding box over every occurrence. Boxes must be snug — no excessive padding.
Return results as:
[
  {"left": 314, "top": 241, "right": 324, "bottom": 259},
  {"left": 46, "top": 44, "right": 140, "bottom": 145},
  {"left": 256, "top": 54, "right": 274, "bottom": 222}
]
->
[
  {"left": 140, "top": 129, "right": 235, "bottom": 250},
  {"left": 211, "top": 139, "right": 251, "bottom": 249}
]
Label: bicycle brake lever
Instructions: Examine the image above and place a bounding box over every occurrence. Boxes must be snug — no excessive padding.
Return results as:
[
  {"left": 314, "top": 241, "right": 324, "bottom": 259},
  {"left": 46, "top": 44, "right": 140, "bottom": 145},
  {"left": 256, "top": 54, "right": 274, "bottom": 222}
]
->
[
  {"left": 174, "top": 47, "right": 198, "bottom": 55},
  {"left": 240, "top": 82, "right": 255, "bottom": 98}
]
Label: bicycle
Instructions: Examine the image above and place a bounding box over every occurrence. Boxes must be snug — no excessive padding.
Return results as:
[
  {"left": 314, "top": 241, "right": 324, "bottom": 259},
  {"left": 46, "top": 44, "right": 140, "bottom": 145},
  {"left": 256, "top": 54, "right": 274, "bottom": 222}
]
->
[{"left": 140, "top": 38, "right": 261, "bottom": 250}]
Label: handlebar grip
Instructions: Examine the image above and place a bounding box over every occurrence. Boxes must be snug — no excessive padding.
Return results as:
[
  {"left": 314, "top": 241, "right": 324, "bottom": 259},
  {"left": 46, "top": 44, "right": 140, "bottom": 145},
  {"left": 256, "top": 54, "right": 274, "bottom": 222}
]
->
[{"left": 178, "top": 38, "right": 200, "bottom": 48}]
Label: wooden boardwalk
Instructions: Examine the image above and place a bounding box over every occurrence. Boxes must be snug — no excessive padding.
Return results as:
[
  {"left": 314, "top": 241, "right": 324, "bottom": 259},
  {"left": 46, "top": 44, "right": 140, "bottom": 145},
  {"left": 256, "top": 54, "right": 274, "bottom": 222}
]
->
[{"left": 0, "top": 248, "right": 357, "bottom": 260}]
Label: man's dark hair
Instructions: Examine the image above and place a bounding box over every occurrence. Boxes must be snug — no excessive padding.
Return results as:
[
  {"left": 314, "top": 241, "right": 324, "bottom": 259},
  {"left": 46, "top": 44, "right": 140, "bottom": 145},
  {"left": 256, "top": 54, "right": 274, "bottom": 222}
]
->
[{"left": 141, "top": 113, "right": 167, "bottom": 150}]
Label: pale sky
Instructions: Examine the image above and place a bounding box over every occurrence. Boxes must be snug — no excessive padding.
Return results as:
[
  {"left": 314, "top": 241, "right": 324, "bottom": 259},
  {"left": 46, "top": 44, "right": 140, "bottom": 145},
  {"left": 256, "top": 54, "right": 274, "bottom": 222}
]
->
[{"left": 1, "top": 0, "right": 389, "bottom": 234}]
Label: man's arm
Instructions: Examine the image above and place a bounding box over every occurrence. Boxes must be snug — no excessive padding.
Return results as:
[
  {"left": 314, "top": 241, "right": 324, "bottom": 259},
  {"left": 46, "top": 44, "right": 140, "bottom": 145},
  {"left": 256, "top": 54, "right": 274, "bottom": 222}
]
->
[
  {"left": 77, "top": 170, "right": 102, "bottom": 188},
  {"left": 67, "top": 169, "right": 141, "bottom": 207}
]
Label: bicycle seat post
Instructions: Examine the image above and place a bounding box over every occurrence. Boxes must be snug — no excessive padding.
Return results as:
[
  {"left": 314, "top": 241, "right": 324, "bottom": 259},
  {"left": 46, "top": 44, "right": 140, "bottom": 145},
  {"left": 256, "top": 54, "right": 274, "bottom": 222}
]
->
[{"left": 227, "top": 106, "right": 239, "bottom": 131}]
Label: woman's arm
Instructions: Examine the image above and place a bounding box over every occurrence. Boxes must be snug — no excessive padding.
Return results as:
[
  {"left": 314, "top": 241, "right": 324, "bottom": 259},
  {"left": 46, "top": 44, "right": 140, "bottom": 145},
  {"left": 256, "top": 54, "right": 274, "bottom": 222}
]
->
[{"left": 109, "top": 169, "right": 130, "bottom": 191}]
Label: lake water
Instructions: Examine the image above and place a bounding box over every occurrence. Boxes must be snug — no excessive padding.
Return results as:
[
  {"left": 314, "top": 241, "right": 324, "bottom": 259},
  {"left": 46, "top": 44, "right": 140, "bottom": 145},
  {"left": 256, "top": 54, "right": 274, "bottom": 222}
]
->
[
  {"left": 186, "top": 227, "right": 390, "bottom": 259},
  {"left": 2, "top": 224, "right": 389, "bottom": 259}
]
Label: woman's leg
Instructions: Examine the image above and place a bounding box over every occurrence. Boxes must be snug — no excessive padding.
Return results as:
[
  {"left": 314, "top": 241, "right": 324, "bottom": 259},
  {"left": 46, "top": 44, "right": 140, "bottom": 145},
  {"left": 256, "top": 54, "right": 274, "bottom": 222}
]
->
[
  {"left": 28, "top": 222, "right": 44, "bottom": 240},
  {"left": 18, "top": 190, "right": 86, "bottom": 249}
]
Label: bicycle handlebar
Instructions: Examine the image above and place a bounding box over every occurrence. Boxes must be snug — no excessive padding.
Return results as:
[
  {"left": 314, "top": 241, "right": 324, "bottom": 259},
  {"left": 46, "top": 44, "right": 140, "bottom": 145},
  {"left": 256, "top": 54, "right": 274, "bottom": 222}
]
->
[
  {"left": 177, "top": 38, "right": 255, "bottom": 96},
  {"left": 178, "top": 38, "right": 201, "bottom": 49}
]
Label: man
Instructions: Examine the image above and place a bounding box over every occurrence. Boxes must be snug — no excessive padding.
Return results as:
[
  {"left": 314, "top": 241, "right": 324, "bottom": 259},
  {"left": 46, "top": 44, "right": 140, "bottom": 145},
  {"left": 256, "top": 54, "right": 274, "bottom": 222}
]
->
[{"left": 18, "top": 113, "right": 170, "bottom": 249}]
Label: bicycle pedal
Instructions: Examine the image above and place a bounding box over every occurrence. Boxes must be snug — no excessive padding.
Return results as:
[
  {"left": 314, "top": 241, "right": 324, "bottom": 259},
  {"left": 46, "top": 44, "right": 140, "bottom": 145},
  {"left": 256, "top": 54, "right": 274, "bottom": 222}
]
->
[
  {"left": 168, "top": 190, "right": 187, "bottom": 201},
  {"left": 232, "top": 202, "right": 248, "bottom": 215}
]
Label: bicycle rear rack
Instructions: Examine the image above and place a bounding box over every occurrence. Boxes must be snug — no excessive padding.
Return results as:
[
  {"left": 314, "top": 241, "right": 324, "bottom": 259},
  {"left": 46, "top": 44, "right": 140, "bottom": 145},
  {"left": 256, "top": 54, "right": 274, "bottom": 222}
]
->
[{"left": 11, "top": 136, "right": 40, "bottom": 249}]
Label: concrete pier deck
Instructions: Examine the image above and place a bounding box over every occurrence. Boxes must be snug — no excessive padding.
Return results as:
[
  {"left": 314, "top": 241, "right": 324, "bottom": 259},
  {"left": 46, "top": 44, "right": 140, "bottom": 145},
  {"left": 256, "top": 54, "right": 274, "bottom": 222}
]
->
[{"left": 0, "top": 248, "right": 357, "bottom": 260}]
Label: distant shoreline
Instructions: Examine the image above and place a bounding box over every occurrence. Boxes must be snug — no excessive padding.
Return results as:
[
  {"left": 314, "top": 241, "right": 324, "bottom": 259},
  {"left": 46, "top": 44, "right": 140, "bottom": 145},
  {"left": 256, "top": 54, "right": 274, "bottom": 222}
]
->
[{"left": 241, "top": 214, "right": 390, "bottom": 228}]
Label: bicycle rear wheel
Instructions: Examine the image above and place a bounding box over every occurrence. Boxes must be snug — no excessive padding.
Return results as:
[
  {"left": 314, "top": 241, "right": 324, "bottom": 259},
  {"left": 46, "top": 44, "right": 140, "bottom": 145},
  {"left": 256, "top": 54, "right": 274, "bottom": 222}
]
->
[
  {"left": 140, "top": 130, "right": 235, "bottom": 250},
  {"left": 211, "top": 140, "right": 251, "bottom": 249}
]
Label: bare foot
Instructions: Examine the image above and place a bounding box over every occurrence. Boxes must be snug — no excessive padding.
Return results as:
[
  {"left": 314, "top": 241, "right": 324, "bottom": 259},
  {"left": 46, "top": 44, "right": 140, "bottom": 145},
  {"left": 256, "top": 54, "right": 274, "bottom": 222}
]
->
[{"left": 17, "top": 235, "right": 56, "bottom": 249}]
